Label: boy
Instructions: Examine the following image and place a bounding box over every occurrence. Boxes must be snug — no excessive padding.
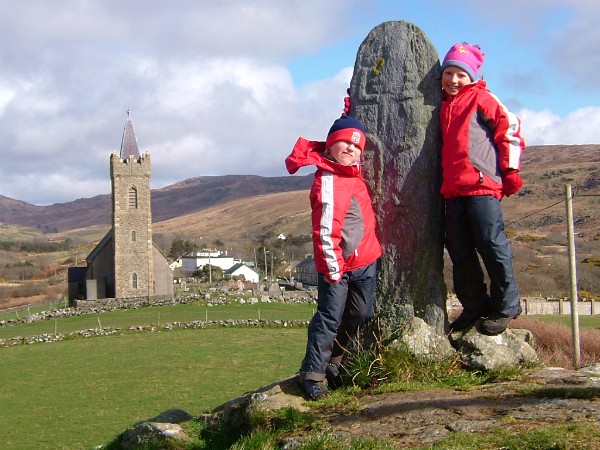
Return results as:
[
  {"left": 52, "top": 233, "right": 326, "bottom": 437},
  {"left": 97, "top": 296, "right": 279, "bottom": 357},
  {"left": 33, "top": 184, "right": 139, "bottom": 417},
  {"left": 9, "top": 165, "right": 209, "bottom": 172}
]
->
[
  {"left": 440, "top": 43, "right": 525, "bottom": 335},
  {"left": 285, "top": 115, "right": 382, "bottom": 399}
]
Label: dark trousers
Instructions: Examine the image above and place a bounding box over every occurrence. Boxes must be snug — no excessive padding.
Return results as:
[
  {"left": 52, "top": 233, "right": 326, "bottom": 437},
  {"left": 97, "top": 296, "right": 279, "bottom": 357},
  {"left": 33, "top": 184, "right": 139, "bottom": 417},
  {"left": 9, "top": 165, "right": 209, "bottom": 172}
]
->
[
  {"left": 300, "top": 260, "right": 377, "bottom": 382},
  {"left": 445, "top": 195, "right": 520, "bottom": 317}
]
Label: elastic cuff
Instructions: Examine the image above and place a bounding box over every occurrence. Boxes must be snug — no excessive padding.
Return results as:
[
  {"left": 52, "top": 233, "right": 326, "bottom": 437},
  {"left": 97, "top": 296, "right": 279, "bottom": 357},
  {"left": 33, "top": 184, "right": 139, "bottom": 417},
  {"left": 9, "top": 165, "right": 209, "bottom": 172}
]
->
[
  {"left": 300, "top": 371, "right": 326, "bottom": 382},
  {"left": 329, "top": 356, "right": 343, "bottom": 365}
]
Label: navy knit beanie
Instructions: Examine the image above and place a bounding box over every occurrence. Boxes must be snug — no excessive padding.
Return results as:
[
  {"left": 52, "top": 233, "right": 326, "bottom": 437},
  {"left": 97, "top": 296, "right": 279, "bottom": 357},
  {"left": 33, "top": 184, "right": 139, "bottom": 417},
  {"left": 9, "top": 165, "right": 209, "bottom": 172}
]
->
[{"left": 326, "top": 115, "right": 366, "bottom": 151}]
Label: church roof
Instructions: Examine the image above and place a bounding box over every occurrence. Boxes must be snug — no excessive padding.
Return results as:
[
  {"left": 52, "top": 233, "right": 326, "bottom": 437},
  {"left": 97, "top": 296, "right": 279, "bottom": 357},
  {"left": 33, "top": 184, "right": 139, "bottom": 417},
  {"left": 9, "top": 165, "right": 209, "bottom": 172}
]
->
[{"left": 119, "top": 110, "right": 141, "bottom": 159}]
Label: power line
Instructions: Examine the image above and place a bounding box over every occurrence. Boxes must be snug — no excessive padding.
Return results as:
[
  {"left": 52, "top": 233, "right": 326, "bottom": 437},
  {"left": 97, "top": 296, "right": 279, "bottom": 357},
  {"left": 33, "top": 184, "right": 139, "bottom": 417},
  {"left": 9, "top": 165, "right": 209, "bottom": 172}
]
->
[{"left": 507, "top": 182, "right": 599, "bottom": 226}]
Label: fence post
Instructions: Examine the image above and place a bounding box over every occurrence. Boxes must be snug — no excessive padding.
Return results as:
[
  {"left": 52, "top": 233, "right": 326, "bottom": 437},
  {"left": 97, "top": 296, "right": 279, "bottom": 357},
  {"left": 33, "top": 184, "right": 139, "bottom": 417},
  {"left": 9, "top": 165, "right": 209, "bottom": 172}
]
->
[{"left": 565, "top": 184, "right": 581, "bottom": 368}]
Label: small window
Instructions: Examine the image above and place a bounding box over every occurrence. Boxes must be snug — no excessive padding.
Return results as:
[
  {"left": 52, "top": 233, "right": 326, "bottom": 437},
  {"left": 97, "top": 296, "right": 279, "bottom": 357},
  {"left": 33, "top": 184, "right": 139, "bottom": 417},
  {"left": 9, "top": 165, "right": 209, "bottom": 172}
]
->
[
  {"left": 132, "top": 231, "right": 136, "bottom": 241},
  {"left": 132, "top": 273, "right": 138, "bottom": 289},
  {"left": 128, "top": 187, "right": 138, "bottom": 209}
]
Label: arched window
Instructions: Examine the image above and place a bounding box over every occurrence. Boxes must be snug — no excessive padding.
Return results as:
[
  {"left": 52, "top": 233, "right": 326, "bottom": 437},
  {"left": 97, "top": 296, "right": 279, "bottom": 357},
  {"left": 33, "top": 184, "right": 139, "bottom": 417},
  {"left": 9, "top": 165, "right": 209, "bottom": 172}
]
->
[
  {"left": 132, "top": 231, "right": 137, "bottom": 241},
  {"left": 128, "top": 186, "right": 138, "bottom": 209},
  {"left": 132, "top": 273, "right": 138, "bottom": 289}
]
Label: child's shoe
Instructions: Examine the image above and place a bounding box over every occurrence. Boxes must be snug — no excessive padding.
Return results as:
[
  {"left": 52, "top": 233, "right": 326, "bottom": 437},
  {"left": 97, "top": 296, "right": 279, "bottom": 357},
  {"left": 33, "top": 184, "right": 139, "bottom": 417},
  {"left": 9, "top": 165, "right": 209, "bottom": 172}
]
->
[
  {"left": 449, "top": 308, "right": 482, "bottom": 332},
  {"left": 325, "top": 363, "right": 342, "bottom": 389},
  {"left": 479, "top": 312, "right": 515, "bottom": 336},
  {"left": 299, "top": 379, "right": 330, "bottom": 400}
]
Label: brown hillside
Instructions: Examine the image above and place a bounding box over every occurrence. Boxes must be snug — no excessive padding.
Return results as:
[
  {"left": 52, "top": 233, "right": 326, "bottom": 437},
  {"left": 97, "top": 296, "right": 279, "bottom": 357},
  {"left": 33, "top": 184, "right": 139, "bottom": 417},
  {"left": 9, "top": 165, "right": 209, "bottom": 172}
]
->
[
  {"left": 503, "top": 144, "right": 600, "bottom": 238},
  {"left": 1, "top": 144, "right": 598, "bottom": 245},
  {"left": 152, "top": 190, "right": 313, "bottom": 256},
  {"left": 0, "top": 174, "right": 313, "bottom": 232}
]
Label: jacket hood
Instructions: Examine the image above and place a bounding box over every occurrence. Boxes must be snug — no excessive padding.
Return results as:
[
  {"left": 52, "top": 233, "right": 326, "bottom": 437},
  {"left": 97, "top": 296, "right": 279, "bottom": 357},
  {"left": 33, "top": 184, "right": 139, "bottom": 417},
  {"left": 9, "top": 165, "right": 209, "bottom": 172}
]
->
[{"left": 285, "top": 137, "right": 361, "bottom": 177}]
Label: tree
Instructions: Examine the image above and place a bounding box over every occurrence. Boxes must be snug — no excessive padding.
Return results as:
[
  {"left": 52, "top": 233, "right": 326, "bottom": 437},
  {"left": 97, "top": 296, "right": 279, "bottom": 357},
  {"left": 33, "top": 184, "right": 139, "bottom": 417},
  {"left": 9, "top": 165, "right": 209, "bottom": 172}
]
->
[
  {"left": 168, "top": 238, "right": 198, "bottom": 260},
  {"left": 196, "top": 264, "right": 223, "bottom": 282}
]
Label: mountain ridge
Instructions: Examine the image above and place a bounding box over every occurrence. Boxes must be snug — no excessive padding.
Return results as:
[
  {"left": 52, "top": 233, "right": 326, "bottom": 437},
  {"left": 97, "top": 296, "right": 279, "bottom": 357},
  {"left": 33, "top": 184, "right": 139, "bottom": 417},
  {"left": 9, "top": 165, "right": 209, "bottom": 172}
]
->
[
  {"left": 1, "top": 144, "right": 599, "bottom": 240},
  {"left": 0, "top": 174, "right": 314, "bottom": 232}
]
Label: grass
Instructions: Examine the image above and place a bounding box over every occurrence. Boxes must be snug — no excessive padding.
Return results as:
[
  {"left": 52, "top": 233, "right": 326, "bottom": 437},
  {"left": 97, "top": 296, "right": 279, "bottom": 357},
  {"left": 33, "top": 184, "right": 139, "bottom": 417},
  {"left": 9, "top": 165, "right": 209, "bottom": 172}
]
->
[
  {"left": 3, "top": 303, "right": 600, "bottom": 449},
  {"left": 0, "top": 327, "right": 307, "bottom": 450},
  {"left": 526, "top": 313, "right": 600, "bottom": 329},
  {"left": 512, "top": 315, "right": 600, "bottom": 368},
  {"left": 420, "top": 422, "right": 600, "bottom": 449},
  {"left": 0, "top": 299, "right": 67, "bottom": 321},
  {"left": 0, "top": 302, "right": 315, "bottom": 340}
]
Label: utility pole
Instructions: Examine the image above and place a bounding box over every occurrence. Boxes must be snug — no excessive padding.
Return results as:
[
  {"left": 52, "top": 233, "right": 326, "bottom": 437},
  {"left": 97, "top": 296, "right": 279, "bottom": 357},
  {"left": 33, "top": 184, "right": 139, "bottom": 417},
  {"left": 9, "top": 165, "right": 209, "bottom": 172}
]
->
[
  {"left": 263, "top": 247, "right": 268, "bottom": 281},
  {"left": 565, "top": 184, "right": 581, "bottom": 368}
]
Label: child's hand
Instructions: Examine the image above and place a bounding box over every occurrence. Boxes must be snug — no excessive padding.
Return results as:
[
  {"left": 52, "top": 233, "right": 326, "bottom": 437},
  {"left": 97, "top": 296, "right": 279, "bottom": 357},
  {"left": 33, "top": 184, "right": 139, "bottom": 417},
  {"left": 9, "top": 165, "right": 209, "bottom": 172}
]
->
[
  {"left": 502, "top": 170, "right": 523, "bottom": 197},
  {"left": 343, "top": 88, "right": 351, "bottom": 116}
]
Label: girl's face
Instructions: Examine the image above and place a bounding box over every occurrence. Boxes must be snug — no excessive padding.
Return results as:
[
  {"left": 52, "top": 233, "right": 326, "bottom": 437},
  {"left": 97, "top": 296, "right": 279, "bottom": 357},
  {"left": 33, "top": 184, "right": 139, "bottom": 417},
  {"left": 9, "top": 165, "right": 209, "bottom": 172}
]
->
[
  {"left": 326, "top": 140, "right": 362, "bottom": 166},
  {"left": 441, "top": 66, "right": 472, "bottom": 97}
]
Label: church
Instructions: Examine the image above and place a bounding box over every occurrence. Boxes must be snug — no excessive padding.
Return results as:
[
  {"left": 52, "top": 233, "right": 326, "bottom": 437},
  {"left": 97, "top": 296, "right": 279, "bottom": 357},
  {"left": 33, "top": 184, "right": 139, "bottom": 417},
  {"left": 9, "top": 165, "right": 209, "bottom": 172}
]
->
[{"left": 68, "top": 112, "right": 173, "bottom": 302}]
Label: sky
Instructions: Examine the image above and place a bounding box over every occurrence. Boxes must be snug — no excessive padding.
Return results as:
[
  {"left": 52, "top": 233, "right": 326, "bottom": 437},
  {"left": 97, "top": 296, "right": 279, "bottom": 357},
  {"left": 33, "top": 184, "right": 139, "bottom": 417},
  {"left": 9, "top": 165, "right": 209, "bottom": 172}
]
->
[{"left": 1, "top": 0, "right": 599, "bottom": 206}]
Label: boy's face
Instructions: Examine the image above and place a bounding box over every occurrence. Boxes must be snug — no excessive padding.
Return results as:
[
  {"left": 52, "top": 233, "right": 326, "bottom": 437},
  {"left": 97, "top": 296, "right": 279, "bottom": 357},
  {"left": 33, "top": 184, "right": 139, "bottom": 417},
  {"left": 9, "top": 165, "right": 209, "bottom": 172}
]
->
[
  {"left": 326, "top": 140, "right": 362, "bottom": 166},
  {"left": 441, "top": 66, "right": 472, "bottom": 97}
]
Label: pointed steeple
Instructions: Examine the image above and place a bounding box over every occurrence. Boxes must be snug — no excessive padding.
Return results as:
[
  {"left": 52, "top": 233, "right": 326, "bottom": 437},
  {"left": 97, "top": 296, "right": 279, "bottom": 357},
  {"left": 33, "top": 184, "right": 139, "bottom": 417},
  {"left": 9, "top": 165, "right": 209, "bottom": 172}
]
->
[{"left": 119, "top": 110, "right": 141, "bottom": 159}]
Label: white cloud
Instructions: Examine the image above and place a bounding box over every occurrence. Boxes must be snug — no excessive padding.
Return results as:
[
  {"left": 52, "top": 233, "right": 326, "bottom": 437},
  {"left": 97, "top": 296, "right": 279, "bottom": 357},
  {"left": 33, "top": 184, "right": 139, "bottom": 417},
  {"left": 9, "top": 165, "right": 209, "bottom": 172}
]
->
[
  {"left": 0, "top": 0, "right": 597, "bottom": 206},
  {"left": 519, "top": 107, "right": 600, "bottom": 145}
]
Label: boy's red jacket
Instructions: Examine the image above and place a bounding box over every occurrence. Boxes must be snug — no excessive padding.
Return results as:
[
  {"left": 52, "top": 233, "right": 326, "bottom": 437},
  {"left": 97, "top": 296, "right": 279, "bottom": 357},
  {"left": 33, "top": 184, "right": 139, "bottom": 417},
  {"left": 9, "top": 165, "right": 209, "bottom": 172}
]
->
[
  {"left": 440, "top": 80, "right": 525, "bottom": 199},
  {"left": 285, "top": 137, "right": 382, "bottom": 284}
]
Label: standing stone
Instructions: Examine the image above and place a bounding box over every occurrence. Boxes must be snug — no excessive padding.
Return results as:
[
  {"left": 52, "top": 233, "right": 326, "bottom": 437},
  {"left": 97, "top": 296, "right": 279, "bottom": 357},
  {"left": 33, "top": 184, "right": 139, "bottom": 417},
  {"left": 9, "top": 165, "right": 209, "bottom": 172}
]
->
[{"left": 349, "top": 21, "right": 446, "bottom": 334}]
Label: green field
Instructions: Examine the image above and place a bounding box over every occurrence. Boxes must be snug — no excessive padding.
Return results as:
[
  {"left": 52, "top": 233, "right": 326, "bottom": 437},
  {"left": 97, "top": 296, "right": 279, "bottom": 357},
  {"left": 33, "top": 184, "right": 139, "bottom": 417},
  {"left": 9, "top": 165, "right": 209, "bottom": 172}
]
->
[
  {"left": 0, "top": 302, "right": 315, "bottom": 340},
  {"left": 2, "top": 303, "right": 599, "bottom": 449},
  {"left": 0, "top": 326, "right": 307, "bottom": 449},
  {"left": 528, "top": 314, "right": 600, "bottom": 329}
]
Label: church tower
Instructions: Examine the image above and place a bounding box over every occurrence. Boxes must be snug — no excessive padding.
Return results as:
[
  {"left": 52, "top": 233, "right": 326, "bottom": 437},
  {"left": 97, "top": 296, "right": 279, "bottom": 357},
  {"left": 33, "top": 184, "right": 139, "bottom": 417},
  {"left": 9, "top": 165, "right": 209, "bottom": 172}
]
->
[{"left": 110, "top": 111, "right": 154, "bottom": 298}]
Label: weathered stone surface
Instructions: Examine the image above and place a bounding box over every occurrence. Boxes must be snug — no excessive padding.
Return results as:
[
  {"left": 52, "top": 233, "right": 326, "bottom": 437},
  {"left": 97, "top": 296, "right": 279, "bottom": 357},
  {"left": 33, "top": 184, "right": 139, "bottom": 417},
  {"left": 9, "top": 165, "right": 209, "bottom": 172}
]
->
[
  {"left": 349, "top": 21, "right": 446, "bottom": 335},
  {"left": 120, "top": 421, "right": 190, "bottom": 449},
  {"left": 391, "top": 317, "right": 455, "bottom": 358},
  {"left": 450, "top": 327, "right": 540, "bottom": 371},
  {"left": 205, "top": 375, "right": 309, "bottom": 430},
  {"left": 134, "top": 408, "right": 193, "bottom": 426}
]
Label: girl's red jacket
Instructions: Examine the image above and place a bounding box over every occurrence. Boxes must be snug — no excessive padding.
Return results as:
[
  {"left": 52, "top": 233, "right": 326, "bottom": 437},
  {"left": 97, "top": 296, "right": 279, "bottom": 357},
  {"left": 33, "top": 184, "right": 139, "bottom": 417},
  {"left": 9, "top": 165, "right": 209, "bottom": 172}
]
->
[
  {"left": 285, "top": 137, "right": 382, "bottom": 284},
  {"left": 440, "top": 80, "right": 525, "bottom": 200}
]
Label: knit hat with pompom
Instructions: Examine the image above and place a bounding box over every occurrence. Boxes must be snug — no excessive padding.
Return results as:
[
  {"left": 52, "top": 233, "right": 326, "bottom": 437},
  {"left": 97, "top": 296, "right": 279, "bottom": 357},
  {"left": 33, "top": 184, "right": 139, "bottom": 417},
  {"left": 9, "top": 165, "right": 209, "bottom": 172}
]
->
[{"left": 441, "top": 43, "right": 485, "bottom": 81}]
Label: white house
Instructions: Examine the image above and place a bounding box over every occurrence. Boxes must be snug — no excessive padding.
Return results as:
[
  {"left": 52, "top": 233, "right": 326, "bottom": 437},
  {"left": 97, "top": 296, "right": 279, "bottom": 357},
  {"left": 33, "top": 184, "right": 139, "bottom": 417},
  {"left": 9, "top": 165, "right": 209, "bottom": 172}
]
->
[
  {"left": 224, "top": 263, "right": 259, "bottom": 283},
  {"left": 181, "top": 251, "right": 240, "bottom": 272}
]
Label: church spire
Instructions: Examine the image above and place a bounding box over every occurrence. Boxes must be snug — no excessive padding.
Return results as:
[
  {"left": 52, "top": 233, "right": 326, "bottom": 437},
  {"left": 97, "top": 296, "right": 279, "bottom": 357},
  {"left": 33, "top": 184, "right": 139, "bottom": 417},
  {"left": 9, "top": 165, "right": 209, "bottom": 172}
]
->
[{"left": 119, "top": 110, "right": 141, "bottom": 159}]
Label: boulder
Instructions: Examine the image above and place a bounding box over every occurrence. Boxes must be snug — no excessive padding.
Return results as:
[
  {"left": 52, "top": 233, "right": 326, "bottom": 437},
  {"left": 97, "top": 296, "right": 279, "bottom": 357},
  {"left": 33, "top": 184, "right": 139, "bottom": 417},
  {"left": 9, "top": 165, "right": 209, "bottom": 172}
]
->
[
  {"left": 349, "top": 21, "right": 446, "bottom": 335},
  {"left": 451, "top": 328, "right": 540, "bottom": 371},
  {"left": 391, "top": 317, "right": 456, "bottom": 359},
  {"left": 120, "top": 421, "right": 190, "bottom": 449},
  {"left": 203, "top": 375, "right": 309, "bottom": 430}
]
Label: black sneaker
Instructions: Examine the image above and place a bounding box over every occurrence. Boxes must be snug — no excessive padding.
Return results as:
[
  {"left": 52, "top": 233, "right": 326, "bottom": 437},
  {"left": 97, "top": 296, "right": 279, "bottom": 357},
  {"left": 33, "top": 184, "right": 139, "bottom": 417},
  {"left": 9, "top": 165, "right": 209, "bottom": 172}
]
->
[
  {"left": 449, "top": 308, "right": 482, "bottom": 332},
  {"left": 325, "top": 363, "right": 342, "bottom": 389},
  {"left": 479, "top": 312, "right": 515, "bottom": 336},
  {"left": 299, "top": 379, "right": 330, "bottom": 400}
]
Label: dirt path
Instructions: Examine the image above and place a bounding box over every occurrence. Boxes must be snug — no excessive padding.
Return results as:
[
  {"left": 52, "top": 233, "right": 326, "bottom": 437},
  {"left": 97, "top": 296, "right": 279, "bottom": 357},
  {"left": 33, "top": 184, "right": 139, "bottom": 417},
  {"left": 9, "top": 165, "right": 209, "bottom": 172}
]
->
[{"left": 317, "top": 366, "right": 600, "bottom": 448}]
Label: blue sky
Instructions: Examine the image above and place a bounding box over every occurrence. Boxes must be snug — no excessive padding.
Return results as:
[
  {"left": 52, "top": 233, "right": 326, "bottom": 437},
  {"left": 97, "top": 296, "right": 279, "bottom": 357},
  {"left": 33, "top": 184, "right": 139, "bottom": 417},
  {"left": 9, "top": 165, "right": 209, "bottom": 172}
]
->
[{"left": 0, "top": 0, "right": 599, "bottom": 205}]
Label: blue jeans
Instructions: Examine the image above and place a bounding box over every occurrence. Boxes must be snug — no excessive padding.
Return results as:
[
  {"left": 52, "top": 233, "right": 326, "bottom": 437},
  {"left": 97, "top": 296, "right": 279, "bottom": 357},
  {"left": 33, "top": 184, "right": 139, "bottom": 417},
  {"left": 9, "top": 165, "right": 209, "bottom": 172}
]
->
[
  {"left": 445, "top": 195, "right": 520, "bottom": 317},
  {"left": 300, "top": 260, "right": 377, "bottom": 382}
]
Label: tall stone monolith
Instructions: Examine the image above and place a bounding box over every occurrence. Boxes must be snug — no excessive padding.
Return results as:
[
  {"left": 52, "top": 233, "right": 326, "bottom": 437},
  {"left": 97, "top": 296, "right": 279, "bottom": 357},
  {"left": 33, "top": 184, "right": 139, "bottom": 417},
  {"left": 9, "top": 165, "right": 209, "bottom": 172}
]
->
[{"left": 349, "top": 21, "right": 446, "bottom": 335}]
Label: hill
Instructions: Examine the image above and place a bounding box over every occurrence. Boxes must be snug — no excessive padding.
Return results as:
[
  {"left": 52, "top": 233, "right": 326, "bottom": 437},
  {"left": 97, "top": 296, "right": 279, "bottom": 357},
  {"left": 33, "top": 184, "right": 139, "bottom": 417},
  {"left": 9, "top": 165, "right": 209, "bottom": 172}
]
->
[
  {"left": 0, "top": 174, "right": 313, "bottom": 232},
  {"left": 1, "top": 144, "right": 598, "bottom": 247},
  {"left": 0, "top": 144, "right": 598, "bottom": 307},
  {"left": 504, "top": 144, "right": 600, "bottom": 238}
]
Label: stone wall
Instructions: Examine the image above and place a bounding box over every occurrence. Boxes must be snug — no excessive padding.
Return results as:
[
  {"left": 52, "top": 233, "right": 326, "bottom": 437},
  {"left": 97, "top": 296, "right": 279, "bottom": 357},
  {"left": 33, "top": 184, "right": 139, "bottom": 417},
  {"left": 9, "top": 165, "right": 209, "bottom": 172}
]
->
[{"left": 447, "top": 295, "right": 600, "bottom": 316}]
